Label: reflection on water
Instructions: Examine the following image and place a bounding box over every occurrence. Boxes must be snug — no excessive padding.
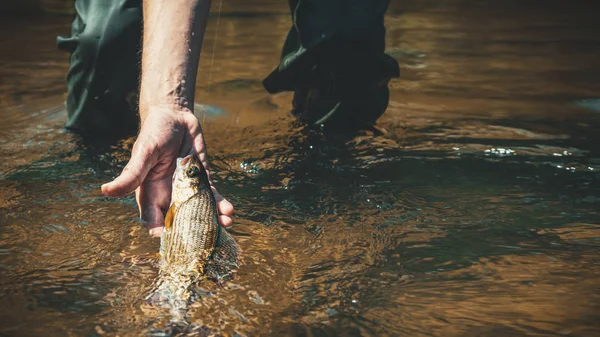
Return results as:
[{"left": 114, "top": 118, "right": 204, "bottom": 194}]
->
[{"left": 1, "top": 0, "right": 600, "bottom": 336}]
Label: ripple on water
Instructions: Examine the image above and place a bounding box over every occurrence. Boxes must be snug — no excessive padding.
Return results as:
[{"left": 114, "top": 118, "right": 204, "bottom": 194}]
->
[{"left": 2, "top": 2, "right": 600, "bottom": 335}]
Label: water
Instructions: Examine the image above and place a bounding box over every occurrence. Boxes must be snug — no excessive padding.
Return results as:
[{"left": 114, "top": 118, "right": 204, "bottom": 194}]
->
[{"left": 1, "top": 1, "right": 600, "bottom": 336}]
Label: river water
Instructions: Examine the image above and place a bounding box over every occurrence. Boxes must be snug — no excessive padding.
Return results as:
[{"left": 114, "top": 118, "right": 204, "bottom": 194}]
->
[{"left": 1, "top": 1, "right": 599, "bottom": 336}]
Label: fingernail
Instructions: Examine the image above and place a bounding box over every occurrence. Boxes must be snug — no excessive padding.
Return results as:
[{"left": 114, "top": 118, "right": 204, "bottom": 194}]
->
[{"left": 149, "top": 227, "right": 164, "bottom": 238}]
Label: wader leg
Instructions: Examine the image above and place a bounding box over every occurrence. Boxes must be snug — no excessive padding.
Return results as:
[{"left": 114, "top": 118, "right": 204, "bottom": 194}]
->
[
  {"left": 263, "top": 0, "right": 400, "bottom": 130},
  {"left": 57, "top": 0, "right": 142, "bottom": 136}
]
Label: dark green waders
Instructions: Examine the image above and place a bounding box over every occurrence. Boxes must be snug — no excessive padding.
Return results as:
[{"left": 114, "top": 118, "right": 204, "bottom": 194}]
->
[
  {"left": 57, "top": 0, "right": 399, "bottom": 136},
  {"left": 57, "top": 0, "right": 143, "bottom": 136}
]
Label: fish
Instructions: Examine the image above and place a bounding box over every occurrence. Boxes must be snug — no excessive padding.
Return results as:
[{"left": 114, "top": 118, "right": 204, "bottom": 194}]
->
[{"left": 147, "top": 154, "right": 240, "bottom": 314}]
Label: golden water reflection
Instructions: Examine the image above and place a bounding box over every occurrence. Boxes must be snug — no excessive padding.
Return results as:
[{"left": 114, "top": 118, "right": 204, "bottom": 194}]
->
[{"left": 1, "top": 0, "right": 600, "bottom": 336}]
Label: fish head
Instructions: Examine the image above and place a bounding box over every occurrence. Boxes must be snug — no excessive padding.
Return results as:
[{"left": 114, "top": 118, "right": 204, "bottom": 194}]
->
[{"left": 171, "top": 154, "right": 211, "bottom": 205}]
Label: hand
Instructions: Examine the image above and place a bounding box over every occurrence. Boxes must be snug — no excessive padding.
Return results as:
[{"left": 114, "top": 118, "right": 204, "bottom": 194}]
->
[{"left": 100, "top": 106, "right": 234, "bottom": 237}]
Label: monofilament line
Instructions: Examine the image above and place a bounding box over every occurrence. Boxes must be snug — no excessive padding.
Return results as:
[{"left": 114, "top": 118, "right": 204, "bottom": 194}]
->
[{"left": 206, "top": 0, "right": 222, "bottom": 94}]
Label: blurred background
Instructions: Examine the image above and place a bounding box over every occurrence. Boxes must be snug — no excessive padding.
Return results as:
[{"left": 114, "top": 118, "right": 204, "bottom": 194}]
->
[
  {"left": 1, "top": 0, "right": 73, "bottom": 15},
  {"left": 0, "top": 1, "right": 599, "bottom": 336}
]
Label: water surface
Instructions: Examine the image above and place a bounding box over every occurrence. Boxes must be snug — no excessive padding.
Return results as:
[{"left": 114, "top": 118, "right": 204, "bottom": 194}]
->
[{"left": 1, "top": 1, "right": 600, "bottom": 336}]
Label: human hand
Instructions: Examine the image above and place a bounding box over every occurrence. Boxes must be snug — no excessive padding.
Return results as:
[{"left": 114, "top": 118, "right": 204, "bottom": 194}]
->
[{"left": 100, "top": 106, "right": 234, "bottom": 237}]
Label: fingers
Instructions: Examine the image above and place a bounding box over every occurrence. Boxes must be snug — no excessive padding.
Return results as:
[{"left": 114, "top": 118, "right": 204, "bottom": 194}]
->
[
  {"left": 139, "top": 202, "right": 167, "bottom": 232},
  {"left": 145, "top": 222, "right": 165, "bottom": 238},
  {"left": 102, "top": 142, "right": 156, "bottom": 198},
  {"left": 214, "top": 191, "right": 234, "bottom": 216},
  {"left": 136, "top": 178, "right": 172, "bottom": 237},
  {"left": 219, "top": 215, "right": 233, "bottom": 228},
  {"left": 188, "top": 121, "right": 210, "bottom": 172},
  {"left": 186, "top": 118, "right": 234, "bottom": 229},
  {"left": 213, "top": 187, "right": 234, "bottom": 227},
  {"left": 138, "top": 201, "right": 166, "bottom": 238}
]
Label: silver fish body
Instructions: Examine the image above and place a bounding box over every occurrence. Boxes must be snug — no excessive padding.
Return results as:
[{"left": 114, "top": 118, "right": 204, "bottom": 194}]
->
[
  {"left": 159, "top": 161, "right": 219, "bottom": 279},
  {"left": 149, "top": 154, "right": 240, "bottom": 310}
]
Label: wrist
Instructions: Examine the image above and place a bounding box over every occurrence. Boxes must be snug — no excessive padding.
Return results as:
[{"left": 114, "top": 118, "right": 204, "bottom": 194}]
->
[
  {"left": 139, "top": 76, "right": 196, "bottom": 122},
  {"left": 139, "top": 101, "right": 195, "bottom": 123},
  {"left": 139, "top": 72, "right": 195, "bottom": 117}
]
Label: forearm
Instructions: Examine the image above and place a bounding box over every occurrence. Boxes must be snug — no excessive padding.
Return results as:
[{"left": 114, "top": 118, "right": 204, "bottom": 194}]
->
[{"left": 139, "top": 0, "right": 212, "bottom": 121}]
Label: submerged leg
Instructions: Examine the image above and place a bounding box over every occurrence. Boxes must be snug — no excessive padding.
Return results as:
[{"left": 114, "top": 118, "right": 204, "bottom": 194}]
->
[
  {"left": 263, "top": 0, "right": 400, "bottom": 131},
  {"left": 57, "top": 0, "right": 143, "bottom": 137}
]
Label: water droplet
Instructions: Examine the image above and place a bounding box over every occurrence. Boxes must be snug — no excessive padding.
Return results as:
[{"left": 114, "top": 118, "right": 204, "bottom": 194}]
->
[
  {"left": 248, "top": 290, "right": 265, "bottom": 304},
  {"left": 485, "top": 148, "right": 515, "bottom": 157}
]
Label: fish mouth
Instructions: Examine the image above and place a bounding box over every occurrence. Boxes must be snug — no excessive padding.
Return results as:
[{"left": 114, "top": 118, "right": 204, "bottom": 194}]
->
[
  {"left": 177, "top": 155, "right": 194, "bottom": 169},
  {"left": 174, "top": 155, "right": 194, "bottom": 183}
]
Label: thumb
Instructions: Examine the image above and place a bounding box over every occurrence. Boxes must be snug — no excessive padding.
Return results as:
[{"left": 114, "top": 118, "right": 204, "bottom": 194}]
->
[{"left": 101, "top": 144, "right": 155, "bottom": 198}]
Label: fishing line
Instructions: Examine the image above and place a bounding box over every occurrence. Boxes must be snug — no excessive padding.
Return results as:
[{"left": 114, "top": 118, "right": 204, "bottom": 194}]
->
[
  {"left": 206, "top": 0, "right": 222, "bottom": 94},
  {"left": 201, "top": 0, "right": 222, "bottom": 125}
]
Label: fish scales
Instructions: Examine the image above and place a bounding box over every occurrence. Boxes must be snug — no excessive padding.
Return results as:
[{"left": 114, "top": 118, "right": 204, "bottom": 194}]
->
[
  {"left": 147, "top": 155, "right": 242, "bottom": 337},
  {"left": 150, "top": 154, "right": 241, "bottom": 310},
  {"left": 160, "top": 189, "right": 219, "bottom": 275}
]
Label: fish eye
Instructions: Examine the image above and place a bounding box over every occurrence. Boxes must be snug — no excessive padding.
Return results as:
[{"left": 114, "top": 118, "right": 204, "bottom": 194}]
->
[{"left": 186, "top": 165, "right": 201, "bottom": 178}]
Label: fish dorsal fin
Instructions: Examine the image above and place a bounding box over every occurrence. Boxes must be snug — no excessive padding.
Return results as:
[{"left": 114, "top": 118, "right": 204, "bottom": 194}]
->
[{"left": 164, "top": 204, "right": 178, "bottom": 231}]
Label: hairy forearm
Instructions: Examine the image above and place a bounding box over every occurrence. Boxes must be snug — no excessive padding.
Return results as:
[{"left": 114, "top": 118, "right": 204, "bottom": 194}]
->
[{"left": 139, "top": 0, "right": 212, "bottom": 121}]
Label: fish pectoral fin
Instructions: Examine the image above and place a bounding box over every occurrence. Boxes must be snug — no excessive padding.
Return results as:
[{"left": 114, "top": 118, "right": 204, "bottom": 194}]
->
[
  {"left": 164, "top": 204, "right": 178, "bottom": 231},
  {"left": 216, "top": 227, "right": 242, "bottom": 262},
  {"left": 205, "top": 228, "right": 242, "bottom": 281}
]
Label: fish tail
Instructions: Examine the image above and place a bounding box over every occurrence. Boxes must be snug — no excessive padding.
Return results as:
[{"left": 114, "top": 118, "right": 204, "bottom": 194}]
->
[{"left": 145, "top": 276, "right": 191, "bottom": 316}]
